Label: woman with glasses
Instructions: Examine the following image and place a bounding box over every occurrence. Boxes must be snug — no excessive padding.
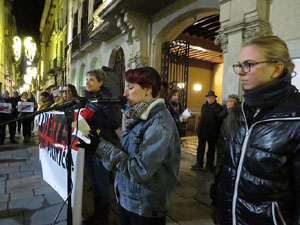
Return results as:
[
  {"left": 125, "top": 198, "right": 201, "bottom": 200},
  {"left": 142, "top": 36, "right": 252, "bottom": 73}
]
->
[
  {"left": 62, "top": 83, "right": 79, "bottom": 101},
  {"left": 210, "top": 36, "right": 300, "bottom": 225}
]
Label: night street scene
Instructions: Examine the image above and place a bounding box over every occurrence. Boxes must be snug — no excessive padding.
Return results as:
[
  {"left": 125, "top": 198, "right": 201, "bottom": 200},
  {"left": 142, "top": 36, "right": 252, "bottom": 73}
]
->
[{"left": 1, "top": 0, "right": 300, "bottom": 225}]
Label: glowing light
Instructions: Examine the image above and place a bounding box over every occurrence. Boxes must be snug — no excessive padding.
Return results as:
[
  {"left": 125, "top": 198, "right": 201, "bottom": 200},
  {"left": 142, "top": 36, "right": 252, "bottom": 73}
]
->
[
  {"left": 190, "top": 45, "right": 206, "bottom": 51},
  {"left": 12, "top": 36, "right": 21, "bottom": 61},
  {"left": 193, "top": 84, "right": 202, "bottom": 91},
  {"left": 20, "top": 84, "right": 30, "bottom": 93},
  {"left": 24, "top": 37, "right": 37, "bottom": 61},
  {"left": 26, "top": 61, "right": 32, "bottom": 66},
  {"left": 24, "top": 75, "right": 32, "bottom": 84},
  {"left": 177, "top": 83, "right": 185, "bottom": 89},
  {"left": 26, "top": 67, "right": 37, "bottom": 78}
]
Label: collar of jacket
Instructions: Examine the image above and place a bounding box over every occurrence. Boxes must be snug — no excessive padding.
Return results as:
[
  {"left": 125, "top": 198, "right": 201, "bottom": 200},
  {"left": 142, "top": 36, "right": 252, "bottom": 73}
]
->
[
  {"left": 83, "top": 87, "right": 112, "bottom": 97},
  {"left": 242, "top": 93, "right": 300, "bottom": 122},
  {"left": 140, "top": 98, "right": 165, "bottom": 120},
  {"left": 83, "top": 89, "right": 102, "bottom": 96}
]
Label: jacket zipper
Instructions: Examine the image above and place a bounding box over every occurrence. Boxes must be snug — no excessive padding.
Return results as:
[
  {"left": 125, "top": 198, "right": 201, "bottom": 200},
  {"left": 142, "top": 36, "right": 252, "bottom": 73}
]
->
[
  {"left": 272, "top": 202, "right": 278, "bottom": 225},
  {"left": 232, "top": 103, "right": 300, "bottom": 225},
  {"left": 273, "top": 202, "right": 287, "bottom": 225}
]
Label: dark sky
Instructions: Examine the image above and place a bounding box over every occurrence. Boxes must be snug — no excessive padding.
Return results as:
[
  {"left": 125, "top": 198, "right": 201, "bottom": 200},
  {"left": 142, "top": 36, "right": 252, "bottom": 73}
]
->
[{"left": 12, "top": 0, "right": 45, "bottom": 44}]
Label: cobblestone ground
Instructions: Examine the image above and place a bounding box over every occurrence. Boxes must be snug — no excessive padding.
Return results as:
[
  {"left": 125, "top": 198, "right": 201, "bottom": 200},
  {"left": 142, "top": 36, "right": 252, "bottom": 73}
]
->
[{"left": 0, "top": 134, "right": 214, "bottom": 225}]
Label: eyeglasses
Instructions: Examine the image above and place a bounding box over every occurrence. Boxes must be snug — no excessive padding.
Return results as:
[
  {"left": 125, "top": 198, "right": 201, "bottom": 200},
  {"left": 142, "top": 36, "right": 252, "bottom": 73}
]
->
[{"left": 232, "top": 60, "right": 278, "bottom": 74}]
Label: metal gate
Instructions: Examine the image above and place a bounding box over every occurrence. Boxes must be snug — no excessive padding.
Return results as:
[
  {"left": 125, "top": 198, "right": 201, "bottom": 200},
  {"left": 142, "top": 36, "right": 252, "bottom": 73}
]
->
[{"left": 161, "top": 40, "right": 189, "bottom": 109}]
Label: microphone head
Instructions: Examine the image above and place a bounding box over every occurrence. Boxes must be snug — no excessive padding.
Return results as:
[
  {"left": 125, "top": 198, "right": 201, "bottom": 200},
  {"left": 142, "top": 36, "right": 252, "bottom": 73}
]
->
[{"left": 119, "top": 96, "right": 127, "bottom": 108}]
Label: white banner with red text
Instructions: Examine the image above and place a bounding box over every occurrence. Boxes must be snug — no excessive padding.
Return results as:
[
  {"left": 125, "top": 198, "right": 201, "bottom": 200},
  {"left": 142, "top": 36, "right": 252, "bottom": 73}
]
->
[{"left": 37, "top": 110, "right": 90, "bottom": 225}]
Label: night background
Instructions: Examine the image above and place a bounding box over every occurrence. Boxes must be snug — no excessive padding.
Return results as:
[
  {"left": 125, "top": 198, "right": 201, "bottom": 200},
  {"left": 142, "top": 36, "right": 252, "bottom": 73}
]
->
[{"left": 11, "top": 0, "right": 45, "bottom": 44}]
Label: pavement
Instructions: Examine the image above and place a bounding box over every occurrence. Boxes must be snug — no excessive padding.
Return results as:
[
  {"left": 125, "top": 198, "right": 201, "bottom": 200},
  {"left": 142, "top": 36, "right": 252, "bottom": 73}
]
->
[{"left": 0, "top": 133, "right": 215, "bottom": 225}]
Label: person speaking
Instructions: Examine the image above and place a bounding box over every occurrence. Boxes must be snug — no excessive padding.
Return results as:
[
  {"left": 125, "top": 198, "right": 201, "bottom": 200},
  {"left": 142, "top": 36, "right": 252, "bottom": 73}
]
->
[{"left": 77, "top": 67, "right": 181, "bottom": 225}]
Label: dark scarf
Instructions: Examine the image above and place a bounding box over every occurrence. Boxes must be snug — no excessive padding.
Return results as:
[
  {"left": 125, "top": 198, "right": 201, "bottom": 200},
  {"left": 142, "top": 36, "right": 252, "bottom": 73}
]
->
[{"left": 243, "top": 69, "right": 298, "bottom": 109}]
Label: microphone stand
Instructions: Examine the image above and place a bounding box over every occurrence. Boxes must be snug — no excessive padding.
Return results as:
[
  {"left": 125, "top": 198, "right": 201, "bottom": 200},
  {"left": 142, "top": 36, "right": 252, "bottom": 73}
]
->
[
  {"left": 0, "top": 94, "right": 126, "bottom": 225},
  {"left": 64, "top": 106, "right": 74, "bottom": 225}
]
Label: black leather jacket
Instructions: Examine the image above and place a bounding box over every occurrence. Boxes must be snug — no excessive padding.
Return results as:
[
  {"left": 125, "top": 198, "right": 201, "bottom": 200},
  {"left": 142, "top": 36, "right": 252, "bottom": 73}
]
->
[{"left": 212, "top": 94, "right": 300, "bottom": 225}]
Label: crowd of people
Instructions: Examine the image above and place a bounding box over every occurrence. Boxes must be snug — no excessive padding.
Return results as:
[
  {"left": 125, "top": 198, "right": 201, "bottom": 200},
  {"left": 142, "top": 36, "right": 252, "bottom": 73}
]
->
[
  {"left": 0, "top": 84, "right": 80, "bottom": 144},
  {"left": 0, "top": 35, "right": 299, "bottom": 225}
]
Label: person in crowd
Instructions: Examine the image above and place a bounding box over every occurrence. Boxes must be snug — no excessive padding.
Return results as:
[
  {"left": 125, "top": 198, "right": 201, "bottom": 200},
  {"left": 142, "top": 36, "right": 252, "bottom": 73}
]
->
[
  {"left": 20, "top": 92, "right": 34, "bottom": 143},
  {"left": 78, "top": 69, "right": 121, "bottom": 225},
  {"left": 0, "top": 91, "right": 18, "bottom": 144},
  {"left": 210, "top": 36, "right": 300, "bottom": 225},
  {"left": 217, "top": 94, "right": 240, "bottom": 120},
  {"left": 51, "top": 89, "right": 64, "bottom": 107},
  {"left": 166, "top": 88, "right": 188, "bottom": 137},
  {"left": 77, "top": 67, "right": 181, "bottom": 225},
  {"left": 215, "top": 94, "right": 240, "bottom": 168},
  {"left": 191, "top": 90, "right": 224, "bottom": 171},
  {"left": 62, "top": 83, "right": 79, "bottom": 101},
  {"left": 27, "top": 92, "right": 37, "bottom": 135},
  {"left": 38, "top": 91, "right": 53, "bottom": 110},
  {"left": 12, "top": 91, "right": 22, "bottom": 135}
]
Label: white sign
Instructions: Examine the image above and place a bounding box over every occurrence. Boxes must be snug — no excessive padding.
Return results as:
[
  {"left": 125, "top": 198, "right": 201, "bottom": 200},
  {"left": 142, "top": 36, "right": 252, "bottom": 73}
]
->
[
  {"left": 0, "top": 103, "right": 12, "bottom": 114},
  {"left": 18, "top": 101, "right": 34, "bottom": 112}
]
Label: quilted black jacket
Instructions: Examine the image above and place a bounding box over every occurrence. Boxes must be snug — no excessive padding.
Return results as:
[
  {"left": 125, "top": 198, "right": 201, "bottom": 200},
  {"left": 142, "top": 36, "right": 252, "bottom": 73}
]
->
[{"left": 212, "top": 93, "right": 300, "bottom": 225}]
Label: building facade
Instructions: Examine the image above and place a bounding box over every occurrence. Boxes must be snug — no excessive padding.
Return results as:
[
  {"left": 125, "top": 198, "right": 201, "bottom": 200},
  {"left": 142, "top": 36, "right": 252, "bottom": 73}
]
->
[
  {"left": 0, "top": 0, "right": 18, "bottom": 93},
  {"left": 39, "top": 0, "right": 68, "bottom": 92},
  {"left": 39, "top": 0, "right": 300, "bottom": 117}
]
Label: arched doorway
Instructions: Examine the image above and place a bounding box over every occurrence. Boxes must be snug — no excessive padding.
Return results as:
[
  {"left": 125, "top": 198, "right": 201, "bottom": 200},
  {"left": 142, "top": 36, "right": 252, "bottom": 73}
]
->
[{"left": 154, "top": 6, "right": 223, "bottom": 134}]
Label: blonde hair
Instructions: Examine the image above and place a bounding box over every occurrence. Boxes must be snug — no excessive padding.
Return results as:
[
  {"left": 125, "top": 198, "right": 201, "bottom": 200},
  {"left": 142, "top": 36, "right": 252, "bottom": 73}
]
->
[{"left": 244, "top": 36, "right": 294, "bottom": 74}]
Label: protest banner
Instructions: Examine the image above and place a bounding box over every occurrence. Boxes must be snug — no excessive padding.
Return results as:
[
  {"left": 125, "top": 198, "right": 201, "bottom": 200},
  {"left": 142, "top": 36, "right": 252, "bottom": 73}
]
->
[
  {"left": 18, "top": 101, "right": 34, "bottom": 112},
  {"left": 37, "top": 110, "right": 89, "bottom": 225},
  {"left": 0, "top": 103, "right": 12, "bottom": 113}
]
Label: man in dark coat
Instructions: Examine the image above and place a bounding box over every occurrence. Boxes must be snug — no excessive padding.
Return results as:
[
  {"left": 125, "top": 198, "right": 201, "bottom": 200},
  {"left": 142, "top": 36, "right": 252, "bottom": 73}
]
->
[{"left": 191, "top": 90, "right": 223, "bottom": 170}]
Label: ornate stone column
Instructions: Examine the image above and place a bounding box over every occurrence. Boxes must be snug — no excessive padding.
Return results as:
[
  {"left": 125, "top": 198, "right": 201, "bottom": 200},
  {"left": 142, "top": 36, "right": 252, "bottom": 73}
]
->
[
  {"left": 216, "top": 0, "right": 272, "bottom": 101},
  {"left": 116, "top": 9, "right": 149, "bottom": 69}
]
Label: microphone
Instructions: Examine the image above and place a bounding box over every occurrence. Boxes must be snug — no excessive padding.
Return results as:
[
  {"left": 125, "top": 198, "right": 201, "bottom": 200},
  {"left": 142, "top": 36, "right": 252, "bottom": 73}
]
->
[
  {"left": 52, "top": 96, "right": 127, "bottom": 111},
  {"left": 75, "top": 95, "right": 127, "bottom": 109},
  {"left": 86, "top": 96, "right": 127, "bottom": 107}
]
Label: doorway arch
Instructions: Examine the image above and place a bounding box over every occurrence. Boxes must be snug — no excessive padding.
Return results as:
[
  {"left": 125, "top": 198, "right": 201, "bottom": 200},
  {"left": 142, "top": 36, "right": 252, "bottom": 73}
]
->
[
  {"left": 153, "top": 9, "right": 219, "bottom": 72},
  {"left": 108, "top": 46, "right": 125, "bottom": 77}
]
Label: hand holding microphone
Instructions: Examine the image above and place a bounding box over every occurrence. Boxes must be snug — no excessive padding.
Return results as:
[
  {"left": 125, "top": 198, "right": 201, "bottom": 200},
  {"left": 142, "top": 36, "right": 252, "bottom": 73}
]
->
[{"left": 76, "top": 129, "right": 101, "bottom": 154}]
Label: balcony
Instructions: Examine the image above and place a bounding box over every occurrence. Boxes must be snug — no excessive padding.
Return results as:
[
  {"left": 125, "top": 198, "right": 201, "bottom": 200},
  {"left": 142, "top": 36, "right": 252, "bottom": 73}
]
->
[
  {"left": 81, "top": 22, "right": 94, "bottom": 47},
  {"left": 71, "top": 22, "right": 103, "bottom": 58},
  {"left": 72, "top": 35, "right": 80, "bottom": 54}
]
